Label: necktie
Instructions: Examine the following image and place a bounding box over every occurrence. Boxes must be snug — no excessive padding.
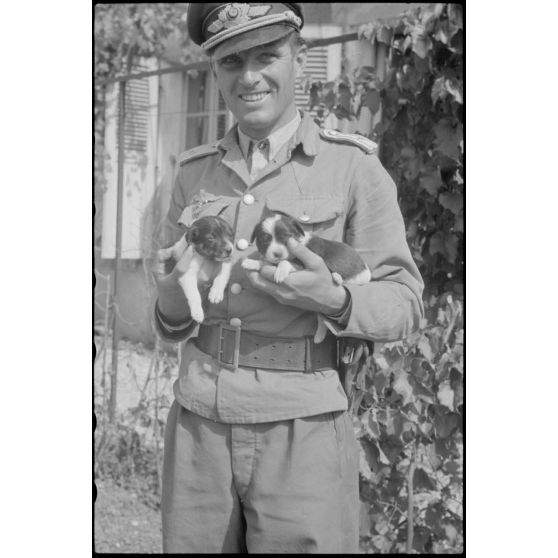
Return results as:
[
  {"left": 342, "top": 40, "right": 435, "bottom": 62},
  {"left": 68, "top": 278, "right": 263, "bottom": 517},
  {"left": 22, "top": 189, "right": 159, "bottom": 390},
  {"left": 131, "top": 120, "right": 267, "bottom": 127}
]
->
[{"left": 249, "top": 139, "right": 269, "bottom": 179}]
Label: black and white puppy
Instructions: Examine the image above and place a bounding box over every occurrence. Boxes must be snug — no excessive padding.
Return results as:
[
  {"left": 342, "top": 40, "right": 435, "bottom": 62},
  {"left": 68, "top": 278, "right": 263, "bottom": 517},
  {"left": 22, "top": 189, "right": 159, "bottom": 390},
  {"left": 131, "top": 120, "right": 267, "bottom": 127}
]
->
[
  {"left": 242, "top": 212, "right": 371, "bottom": 341},
  {"left": 158, "top": 215, "right": 234, "bottom": 323}
]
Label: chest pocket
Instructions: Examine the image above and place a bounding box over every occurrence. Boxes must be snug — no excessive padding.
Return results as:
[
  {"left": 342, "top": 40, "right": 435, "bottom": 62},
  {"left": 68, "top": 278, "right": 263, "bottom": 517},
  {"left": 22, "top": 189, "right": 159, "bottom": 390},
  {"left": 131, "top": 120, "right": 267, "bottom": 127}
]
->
[
  {"left": 177, "top": 196, "right": 235, "bottom": 228},
  {"left": 265, "top": 196, "right": 346, "bottom": 240}
]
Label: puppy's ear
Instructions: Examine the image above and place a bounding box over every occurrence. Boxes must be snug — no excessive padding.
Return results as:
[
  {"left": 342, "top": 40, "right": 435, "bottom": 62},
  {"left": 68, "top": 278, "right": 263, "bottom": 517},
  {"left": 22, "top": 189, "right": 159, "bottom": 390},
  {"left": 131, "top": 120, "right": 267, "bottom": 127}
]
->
[
  {"left": 250, "top": 222, "right": 262, "bottom": 244},
  {"left": 186, "top": 225, "right": 199, "bottom": 245},
  {"left": 291, "top": 219, "right": 306, "bottom": 239}
]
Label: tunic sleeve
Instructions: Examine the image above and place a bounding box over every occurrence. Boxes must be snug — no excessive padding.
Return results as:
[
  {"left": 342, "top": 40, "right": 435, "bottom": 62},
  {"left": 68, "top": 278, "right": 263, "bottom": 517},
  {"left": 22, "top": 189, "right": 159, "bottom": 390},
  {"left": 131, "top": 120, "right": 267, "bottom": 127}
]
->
[{"left": 325, "top": 152, "right": 424, "bottom": 342}]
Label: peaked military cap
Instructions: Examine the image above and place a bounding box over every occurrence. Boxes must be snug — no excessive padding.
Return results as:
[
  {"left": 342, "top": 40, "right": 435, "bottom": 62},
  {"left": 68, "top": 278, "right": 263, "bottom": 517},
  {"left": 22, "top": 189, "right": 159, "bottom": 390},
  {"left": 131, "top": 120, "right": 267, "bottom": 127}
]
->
[{"left": 187, "top": 3, "right": 304, "bottom": 60}]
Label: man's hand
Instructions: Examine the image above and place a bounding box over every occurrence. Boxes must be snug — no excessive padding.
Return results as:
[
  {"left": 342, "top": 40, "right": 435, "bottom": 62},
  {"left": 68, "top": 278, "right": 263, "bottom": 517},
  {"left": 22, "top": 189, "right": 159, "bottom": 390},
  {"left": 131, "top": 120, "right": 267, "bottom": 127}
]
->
[{"left": 243, "top": 238, "right": 349, "bottom": 315}]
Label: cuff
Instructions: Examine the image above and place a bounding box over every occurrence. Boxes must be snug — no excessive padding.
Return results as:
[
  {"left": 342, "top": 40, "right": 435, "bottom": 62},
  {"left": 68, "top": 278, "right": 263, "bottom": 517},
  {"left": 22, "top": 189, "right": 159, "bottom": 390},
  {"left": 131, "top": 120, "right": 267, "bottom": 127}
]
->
[
  {"left": 153, "top": 300, "right": 197, "bottom": 342},
  {"left": 324, "top": 287, "right": 352, "bottom": 327}
]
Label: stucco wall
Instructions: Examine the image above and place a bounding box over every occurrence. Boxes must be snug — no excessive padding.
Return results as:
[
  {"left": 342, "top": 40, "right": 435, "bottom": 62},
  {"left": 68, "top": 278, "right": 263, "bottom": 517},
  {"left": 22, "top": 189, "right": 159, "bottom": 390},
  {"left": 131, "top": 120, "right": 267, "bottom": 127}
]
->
[{"left": 95, "top": 254, "right": 156, "bottom": 345}]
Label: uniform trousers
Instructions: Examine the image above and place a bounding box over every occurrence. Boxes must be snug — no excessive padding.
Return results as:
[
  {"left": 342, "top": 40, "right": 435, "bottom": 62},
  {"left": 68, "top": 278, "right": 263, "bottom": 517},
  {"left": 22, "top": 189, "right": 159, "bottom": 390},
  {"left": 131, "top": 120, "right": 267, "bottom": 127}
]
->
[{"left": 161, "top": 400, "right": 360, "bottom": 553}]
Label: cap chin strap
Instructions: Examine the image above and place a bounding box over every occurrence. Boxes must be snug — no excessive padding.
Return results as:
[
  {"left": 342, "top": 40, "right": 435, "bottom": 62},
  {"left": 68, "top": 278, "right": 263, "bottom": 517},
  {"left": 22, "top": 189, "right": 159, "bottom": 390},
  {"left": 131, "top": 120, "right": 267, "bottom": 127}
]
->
[{"left": 202, "top": 10, "right": 301, "bottom": 53}]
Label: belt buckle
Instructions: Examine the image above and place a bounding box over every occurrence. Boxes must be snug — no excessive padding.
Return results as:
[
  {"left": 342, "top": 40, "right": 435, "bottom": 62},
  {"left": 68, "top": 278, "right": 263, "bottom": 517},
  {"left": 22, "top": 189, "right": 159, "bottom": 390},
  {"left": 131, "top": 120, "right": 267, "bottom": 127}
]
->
[{"left": 217, "top": 322, "right": 241, "bottom": 370}]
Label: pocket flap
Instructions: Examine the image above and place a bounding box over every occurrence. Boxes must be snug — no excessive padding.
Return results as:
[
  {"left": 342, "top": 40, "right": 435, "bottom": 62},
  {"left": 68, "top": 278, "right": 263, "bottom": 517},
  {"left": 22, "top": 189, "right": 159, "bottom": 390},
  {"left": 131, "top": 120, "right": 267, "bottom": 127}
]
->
[
  {"left": 177, "top": 197, "right": 232, "bottom": 227},
  {"left": 265, "top": 196, "right": 344, "bottom": 224}
]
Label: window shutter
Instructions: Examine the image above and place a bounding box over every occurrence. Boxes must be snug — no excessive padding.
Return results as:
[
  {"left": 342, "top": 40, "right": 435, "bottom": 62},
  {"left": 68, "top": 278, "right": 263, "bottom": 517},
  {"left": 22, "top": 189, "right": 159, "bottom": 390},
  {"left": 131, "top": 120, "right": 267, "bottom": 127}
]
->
[
  {"left": 101, "top": 59, "right": 159, "bottom": 259},
  {"left": 296, "top": 45, "right": 328, "bottom": 117}
]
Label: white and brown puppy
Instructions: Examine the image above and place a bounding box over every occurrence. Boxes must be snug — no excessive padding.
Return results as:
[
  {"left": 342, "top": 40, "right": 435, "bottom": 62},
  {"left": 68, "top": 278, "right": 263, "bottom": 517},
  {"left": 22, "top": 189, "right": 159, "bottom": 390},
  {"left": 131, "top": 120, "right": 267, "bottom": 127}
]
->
[
  {"left": 242, "top": 212, "right": 371, "bottom": 342},
  {"left": 158, "top": 215, "right": 234, "bottom": 323}
]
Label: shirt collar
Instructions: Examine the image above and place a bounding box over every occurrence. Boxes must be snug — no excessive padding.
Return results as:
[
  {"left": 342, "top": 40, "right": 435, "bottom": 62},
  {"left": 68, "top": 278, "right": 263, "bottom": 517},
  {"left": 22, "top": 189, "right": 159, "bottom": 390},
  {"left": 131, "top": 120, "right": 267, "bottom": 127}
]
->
[{"left": 236, "top": 111, "right": 301, "bottom": 161}]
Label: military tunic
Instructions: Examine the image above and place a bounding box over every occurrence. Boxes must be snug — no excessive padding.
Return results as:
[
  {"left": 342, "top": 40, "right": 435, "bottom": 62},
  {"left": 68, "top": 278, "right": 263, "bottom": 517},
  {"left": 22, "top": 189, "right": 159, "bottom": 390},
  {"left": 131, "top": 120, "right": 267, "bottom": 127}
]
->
[{"left": 155, "top": 110, "right": 423, "bottom": 423}]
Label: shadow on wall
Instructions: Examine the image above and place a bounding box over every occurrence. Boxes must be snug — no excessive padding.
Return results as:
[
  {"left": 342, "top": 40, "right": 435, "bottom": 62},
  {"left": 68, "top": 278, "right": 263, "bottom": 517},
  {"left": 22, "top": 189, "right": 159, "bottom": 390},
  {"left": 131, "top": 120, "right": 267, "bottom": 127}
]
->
[{"left": 94, "top": 175, "right": 170, "bottom": 346}]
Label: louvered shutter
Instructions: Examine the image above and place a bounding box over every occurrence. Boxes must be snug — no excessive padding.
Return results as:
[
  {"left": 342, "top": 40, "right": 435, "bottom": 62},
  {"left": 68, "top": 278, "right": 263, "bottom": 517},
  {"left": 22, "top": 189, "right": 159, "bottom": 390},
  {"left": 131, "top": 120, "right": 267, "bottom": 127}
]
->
[
  {"left": 101, "top": 59, "right": 158, "bottom": 259},
  {"left": 296, "top": 45, "right": 328, "bottom": 117}
]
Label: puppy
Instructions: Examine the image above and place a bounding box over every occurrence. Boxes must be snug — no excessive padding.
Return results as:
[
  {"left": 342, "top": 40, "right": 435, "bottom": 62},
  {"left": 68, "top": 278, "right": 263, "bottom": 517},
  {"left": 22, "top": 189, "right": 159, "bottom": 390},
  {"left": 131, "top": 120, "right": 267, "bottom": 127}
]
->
[
  {"left": 242, "top": 212, "right": 371, "bottom": 342},
  {"left": 158, "top": 215, "right": 234, "bottom": 323}
]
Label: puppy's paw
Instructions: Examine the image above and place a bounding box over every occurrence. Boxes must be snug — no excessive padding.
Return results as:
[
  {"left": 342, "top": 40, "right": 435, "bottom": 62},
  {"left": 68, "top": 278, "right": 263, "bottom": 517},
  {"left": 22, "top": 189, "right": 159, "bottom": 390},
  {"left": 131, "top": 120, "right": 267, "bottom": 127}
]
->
[
  {"left": 241, "top": 258, "right": 262, "bottom": 271},
  {"left": 190, "top": 306, "right": 205, "bottom": 323},
  {"left": 314, "top": 317, "right": 327, "bottom": 343},
  {"left": 208, "top": 286, "right": 224, "bottom": 304},
  {"left": 331, "top": 272, "right": 343, "bottom": 286},
  {"left": 274, "top": 260, "right": 293, "bottom": 283}
]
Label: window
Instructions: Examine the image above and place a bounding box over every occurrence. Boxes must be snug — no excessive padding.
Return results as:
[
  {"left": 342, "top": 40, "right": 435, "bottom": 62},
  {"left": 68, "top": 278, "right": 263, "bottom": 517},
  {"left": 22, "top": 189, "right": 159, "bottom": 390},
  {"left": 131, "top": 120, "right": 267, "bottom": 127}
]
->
[{"left": 184, "top": 71, "right": 233, "bottom": 151}]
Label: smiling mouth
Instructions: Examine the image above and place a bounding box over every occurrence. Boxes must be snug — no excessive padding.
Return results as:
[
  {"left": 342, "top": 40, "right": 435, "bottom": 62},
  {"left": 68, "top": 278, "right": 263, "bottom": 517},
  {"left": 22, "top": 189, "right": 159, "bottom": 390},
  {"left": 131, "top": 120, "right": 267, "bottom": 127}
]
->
[{"left": 239, "top": 91, "right": 271, "bottom": 102}]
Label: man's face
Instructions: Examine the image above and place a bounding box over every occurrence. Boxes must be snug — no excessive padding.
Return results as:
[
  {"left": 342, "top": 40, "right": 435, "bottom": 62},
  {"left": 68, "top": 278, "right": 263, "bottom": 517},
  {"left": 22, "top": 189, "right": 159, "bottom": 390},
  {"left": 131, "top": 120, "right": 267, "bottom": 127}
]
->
[{"left": 211, "top": 35, "right": 306, "bottom": 139}]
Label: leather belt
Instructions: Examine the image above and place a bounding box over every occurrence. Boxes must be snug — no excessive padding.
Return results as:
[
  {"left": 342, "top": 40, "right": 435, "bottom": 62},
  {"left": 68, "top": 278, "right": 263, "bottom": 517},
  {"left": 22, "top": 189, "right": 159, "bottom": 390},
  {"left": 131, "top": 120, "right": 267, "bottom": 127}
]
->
[{"left": 194, "top": 323, "right": 338, "bottom": 371}]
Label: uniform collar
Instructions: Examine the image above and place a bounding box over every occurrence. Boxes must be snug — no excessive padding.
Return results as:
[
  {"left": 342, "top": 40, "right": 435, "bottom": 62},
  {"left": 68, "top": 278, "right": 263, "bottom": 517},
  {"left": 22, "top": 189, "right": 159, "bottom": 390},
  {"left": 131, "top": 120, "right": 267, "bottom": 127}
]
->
[{"left": 217, "top": 110, "right": 320, "bottom": 158}]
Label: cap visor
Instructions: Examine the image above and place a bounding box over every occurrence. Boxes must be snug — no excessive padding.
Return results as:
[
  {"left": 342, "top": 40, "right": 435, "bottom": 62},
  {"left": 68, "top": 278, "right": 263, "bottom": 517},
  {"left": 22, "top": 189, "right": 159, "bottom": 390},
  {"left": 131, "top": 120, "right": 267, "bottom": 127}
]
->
[{"left": 211, "top": 24, "right": 294, "bottom": 60}]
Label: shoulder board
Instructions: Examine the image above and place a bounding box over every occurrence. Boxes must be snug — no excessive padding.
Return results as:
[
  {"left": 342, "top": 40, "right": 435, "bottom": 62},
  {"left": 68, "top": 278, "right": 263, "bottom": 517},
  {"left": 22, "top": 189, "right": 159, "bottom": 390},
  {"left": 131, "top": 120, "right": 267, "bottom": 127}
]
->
[
  {"left": 178, "top": 143, "right": 220, "bottom": 166},
  {"left": 320, "top": 129, "right": 378, "bottom": 155}
]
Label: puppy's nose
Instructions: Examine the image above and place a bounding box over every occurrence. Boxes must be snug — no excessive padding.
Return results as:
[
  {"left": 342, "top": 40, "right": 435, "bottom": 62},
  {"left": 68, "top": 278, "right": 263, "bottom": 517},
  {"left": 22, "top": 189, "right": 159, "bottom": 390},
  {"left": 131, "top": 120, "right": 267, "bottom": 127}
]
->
[
  {"left": 224, "top": 245, "right": 232, "bottom": 256},
  {"left": 272, "top": 250, "right": 283, "bottom": 259}
]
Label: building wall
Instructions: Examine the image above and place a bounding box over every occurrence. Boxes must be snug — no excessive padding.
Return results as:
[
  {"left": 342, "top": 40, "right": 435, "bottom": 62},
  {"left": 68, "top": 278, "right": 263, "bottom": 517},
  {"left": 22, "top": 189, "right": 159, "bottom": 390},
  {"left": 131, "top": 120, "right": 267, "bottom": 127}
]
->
[{"left": 95, "top": 256, "right": 156, "bottom": 345}]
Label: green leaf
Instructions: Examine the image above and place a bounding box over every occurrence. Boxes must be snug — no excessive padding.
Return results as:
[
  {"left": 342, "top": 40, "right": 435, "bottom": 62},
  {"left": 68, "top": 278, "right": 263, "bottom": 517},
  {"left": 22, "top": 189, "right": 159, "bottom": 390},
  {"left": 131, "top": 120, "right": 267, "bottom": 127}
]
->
[
  {"left": 437, "top": 381, "right": 454, "bottom": 410},
  {"left": 434, "top": 119, "right": 462, "bottom": 160},
  {"left": 444, "top": 233, "right": 459, "bottom": 262},
  {"left": 434, "top": 412, "right": 460, "bottom": 439},
  {"left": 392, "top": 371, "right": 414, "bottom": 406},
  {"left": 418, "top": 337, "right": 433, "bottom": 360},
  {"left": 425, "top": 504, "right": 446, "bottom": 537},
  {"left": 444, "top": 523, "right": 459, "bottom": 544},
  {"left": 359, "top": 444, "right": 375, "bottom": 481},
  {"left": 431, "top": 76, "right": 447, "bottom": 103},
  {"left": 413, "top": 467, "right": 437, "bottom": 491},
  {"left": 373, "top": 370, "right": 388, "bottom": 393},
  {"left": 386, "top": 410, "right": 405, "bottom": 438},
  {"left": 429, "top": 441, "right": 443, "bottom": 468},
  {"left": 368, "top": 411, "right": 381, "bottom": 439},
  {"left": 443, "top": 460, "right": 462, "bottom": 475},
  {"left": 448, "top": 4, "right": 463, "bottom": 29},
  {"left": 362, "top": 89, "right": 381, "bottom": 114},
  {"left": 360, "top": 438, "right": 390, "bottom": 472},
  {"left": 409, "top": 377, "right": 435, "bottom": 405},
  {"left": 439, "top": 192, "right": 463, "bottom": 215},
  {"left": 420, "top": 170, "right": 442, "bottom": 196},
  {"left": 445, "top": 78, "right": 463, "bottom": 104},
  {"left": 412, "top": 35, "right": 432, "bottom": 58},
  {"left": 379, "top": 437, "right": 404, "bottom": 463}
]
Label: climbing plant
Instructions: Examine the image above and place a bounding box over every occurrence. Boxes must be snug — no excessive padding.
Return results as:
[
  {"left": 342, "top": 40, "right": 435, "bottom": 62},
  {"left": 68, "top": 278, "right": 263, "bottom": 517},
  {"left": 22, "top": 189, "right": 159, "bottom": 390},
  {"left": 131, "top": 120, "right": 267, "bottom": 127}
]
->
[
  {"left": 309, "top": 4, "right": 464, "bottom": 552},
  {"left": 309, "top": 3, "right": 463, "bottom": 297}
]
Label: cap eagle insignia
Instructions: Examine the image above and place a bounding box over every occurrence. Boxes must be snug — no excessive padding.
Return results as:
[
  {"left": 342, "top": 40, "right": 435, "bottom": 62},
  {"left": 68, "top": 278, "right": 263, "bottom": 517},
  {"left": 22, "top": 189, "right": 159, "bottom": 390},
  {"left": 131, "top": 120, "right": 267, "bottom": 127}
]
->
[{"left": 207, "top": 4, "right": 272, "bottom": 33}]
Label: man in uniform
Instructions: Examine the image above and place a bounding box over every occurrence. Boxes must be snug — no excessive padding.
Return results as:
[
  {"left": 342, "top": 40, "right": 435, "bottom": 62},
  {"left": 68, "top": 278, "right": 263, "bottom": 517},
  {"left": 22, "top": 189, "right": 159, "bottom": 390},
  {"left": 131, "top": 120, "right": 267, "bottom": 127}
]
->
[{"left": 153, "top": 3, "right": 424, "bottom": 553}]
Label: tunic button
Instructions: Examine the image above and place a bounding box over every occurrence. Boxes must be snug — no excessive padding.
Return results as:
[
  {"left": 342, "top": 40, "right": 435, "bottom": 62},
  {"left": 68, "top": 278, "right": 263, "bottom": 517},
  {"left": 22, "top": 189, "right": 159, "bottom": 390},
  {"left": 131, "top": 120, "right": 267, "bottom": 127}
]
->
[
  {"left": 229, "top": 317, "right": 242, "bottom": 328},
  {"left": 230, "top": 282, "right": 242, "bottom": 294},
  {"left": 243, "top": 193, "right": 255, "bottom": 205},
  {"left": 298, "top": 214, "right": 311, "bottom": 223},
  {"left": 236, "top": 238, "right": 249, "bottom": 250}
]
